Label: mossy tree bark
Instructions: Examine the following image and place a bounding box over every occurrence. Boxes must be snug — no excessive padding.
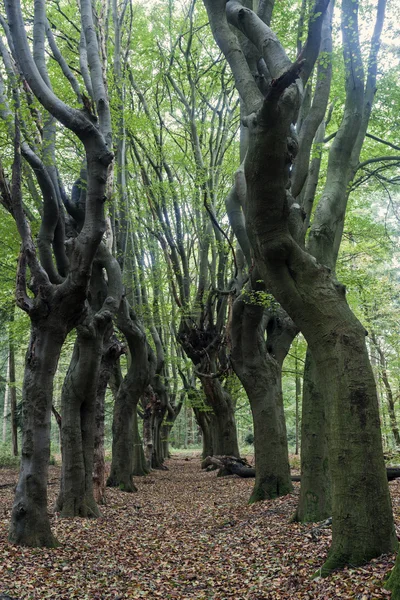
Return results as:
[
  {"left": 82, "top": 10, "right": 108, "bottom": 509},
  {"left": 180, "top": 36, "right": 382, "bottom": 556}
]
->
[
  {"left": 204, "top": 0, "right": 397, "bottom": 573},
  {"left": 296, "top": 0, "right": 388, "bottom": 525},
  {"left": 56, "top": 249, "right": 122, "bottom": 517},
  {"left": 293, "top": 349, "right": 331, "bottom": 522},
  {"left": 4, "top": 0, "right": 113, "bottom": 546},
  {"left": 107, "top": 300, "right": 155, "bottom": 492},
  {"left": 10, "top": 324, "right": 65, "bottom": 547},
  {"left": 231, "top": 292, "right": 293, "bottom": 502},
  {"left": 386, "top": 552, "right": 400, "bottom": 598}
]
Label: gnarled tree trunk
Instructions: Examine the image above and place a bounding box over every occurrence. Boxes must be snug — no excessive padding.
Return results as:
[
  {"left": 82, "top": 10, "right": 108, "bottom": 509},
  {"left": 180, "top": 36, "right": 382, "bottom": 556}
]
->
[
  {"left": 293, "top": 349, "right": 331, "bottom": 522},
  {"left": 56, "top": 331, "right": 102, "bottom": 517},
  {"left": 231, "top": 295, "right": 293, "bottom": 502},
  {"left": 200, "top": 376, "right": 240, "bottom": 457},
  {"left": 204, "top": 0, "right": 397, "bottom": 574},
  {"left": 93, "top": 335, "right": 124, "bottom": 504},
  {"left": 9, "top": 325, "right": 65, "bottom": 547},
  {"left": 107, "top": 300, "right": 155, "bottom": 492}
]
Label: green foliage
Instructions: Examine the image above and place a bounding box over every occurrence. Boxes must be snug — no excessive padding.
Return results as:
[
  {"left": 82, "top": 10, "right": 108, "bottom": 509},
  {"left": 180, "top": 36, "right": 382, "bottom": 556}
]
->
[
  {"left": 244, "top": 431, "right": 254, "bottom": 445},
  {"left": 242, "top": 287, "right": 279, "bottom": 310},
  {"left": 0, "top": 443, "right": 19, "bottom": 468}
]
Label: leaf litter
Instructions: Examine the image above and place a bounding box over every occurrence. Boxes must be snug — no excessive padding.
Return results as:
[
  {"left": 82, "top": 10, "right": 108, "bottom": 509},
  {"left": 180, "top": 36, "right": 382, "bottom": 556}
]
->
[{"left": 0, "top": 456, "right": 398, "bottom": 599}]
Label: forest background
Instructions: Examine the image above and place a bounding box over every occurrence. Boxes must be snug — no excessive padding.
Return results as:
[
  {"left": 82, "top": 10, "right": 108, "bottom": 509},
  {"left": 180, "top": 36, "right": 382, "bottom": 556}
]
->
[
  {"left": 0, "top": 0, "right": 399, "bottom": 464},
  {"left": 0, "top": 0, "right": 400, "bottom": 595}
]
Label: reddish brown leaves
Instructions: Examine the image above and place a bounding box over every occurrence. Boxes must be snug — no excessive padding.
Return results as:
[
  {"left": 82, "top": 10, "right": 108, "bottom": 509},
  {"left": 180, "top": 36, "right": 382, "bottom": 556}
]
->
[{"left": 0, "top": 459, "right": 397, "bottom": 599}]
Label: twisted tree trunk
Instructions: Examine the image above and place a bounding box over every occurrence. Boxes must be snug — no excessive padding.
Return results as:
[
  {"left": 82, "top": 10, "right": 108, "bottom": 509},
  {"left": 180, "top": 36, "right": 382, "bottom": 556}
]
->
[
  {"left": 9, "top": 325, "right": 64, "bottom": 547},
  {"left": 231, "top": 295, "right": 292, "bottom": 502},
  {"left": 204, "top": 0, "right": 397, "bottom": 574},
  {"left": 56, "top": 326, "right": 104, "bottom": 517},
  {"left": 107, "top": 300, "right": 155, "bottom": 492}
]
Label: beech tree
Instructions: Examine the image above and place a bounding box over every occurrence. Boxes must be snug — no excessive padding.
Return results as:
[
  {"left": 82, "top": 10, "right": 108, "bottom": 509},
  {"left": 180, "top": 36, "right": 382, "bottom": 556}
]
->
[
  {"left": 124, "top": 3, "right": 242, "bottom": 458},
  {"left": 203, "top": 0, "right": 397, "bottom": 575},
  {"left": 2, "top": 0, "right": 114, "bottom": 546}
]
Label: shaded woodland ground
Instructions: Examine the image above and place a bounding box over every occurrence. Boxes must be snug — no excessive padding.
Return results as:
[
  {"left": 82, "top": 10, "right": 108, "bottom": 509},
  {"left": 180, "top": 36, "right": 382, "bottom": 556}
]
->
[{"left": 0, "top": 455, "right": 398, "bottom": 599}]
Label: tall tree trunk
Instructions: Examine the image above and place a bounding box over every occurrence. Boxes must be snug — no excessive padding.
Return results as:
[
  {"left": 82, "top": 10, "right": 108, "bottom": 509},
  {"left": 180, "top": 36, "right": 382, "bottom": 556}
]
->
[
  {"left": 372, "top": 335, "right": 400, "bottom": 447},
  {"left": 2, "top": 350, "right": 9, "bottom": 444},
  {"left": 56, "top": 328, "right": 104, "bottom": 517},
  {"left": 132, "top": 407, "right": 149, "bottom": 476},
  {"left": 204, "top": 0, "right": 396, "bottom": 573},
  {"left": 93, "top": 335, "right": 124, "bottom": 505},
  {"left": 9, "top": 325, "right": 65, "bottom": 547},
  {"left": 107, "top": 300, "right": 155, "bottom": 492},
  {"left": 193, "top": 407, "right": 215, "bottom": 458},
  {"left": 9, "top": 332, "right": 18, "bottom": 457},
  {"left": 231, "top": 295, "right": 292, "bottom": 502},
  {"left": 294, "top": 355, "right": 300, "bottom": 456},
  {"left": 200, "top": 377, "right": 240, "bottom": 457},
  {"left": 5, "top": 0, "right": 114, "bottom": 547},
  {"left": 293, "top": 349, "right": 331, "bottom": 522}
]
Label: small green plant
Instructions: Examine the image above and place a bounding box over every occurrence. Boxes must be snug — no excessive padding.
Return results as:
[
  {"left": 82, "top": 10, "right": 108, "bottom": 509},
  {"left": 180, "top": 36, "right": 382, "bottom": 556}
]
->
[
  {"left": 0, "top": 444, "right": 20, "bottom": 468},
  {"left": 244, "top": 432, "right": 254, "bottom": 445}
]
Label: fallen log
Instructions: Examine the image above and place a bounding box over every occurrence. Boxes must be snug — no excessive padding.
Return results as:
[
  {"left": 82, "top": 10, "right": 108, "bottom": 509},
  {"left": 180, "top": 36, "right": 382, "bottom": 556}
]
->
[
  {"left": 202, "top": 456, "right": 400, "bottom": 482},
  {"left": 387, "top": 467, "right": 400, "bottom": 481}
]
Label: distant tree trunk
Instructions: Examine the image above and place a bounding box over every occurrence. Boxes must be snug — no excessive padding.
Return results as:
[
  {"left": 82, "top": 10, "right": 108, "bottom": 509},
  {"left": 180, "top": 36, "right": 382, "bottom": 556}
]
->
[
  {"left": 142, "top": 386, "right": 155, "bottom": 471},
  {"left": 193, "top": 407, "right": 215, "bottom": 459},
  {"left": 162, "top": 393, "right": 184, "bottom": 459},
  {"left": 162, "top": 424, "right": 171, "bottom": 459},
  {"left": 295, "top": 355, "right": 300, "bottom": 456},
  {"left": 9, "top": 333, "right": 18, "bottom": 457},
  {"left": 132, "top": 407, "right": 149, "bottom": 476},
  {"left": 372, "top": 334, "right": 400, "bottom": 447},
  {"left": 2, "top": 350, "right": 9, "bottom": 444},
  {"left": 200, "top": 376, "right": 240, "bottom": 457}
]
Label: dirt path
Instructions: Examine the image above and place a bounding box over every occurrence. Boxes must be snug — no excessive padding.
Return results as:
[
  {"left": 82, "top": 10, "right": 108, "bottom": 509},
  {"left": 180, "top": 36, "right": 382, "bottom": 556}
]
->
[{"left": 0, "top": 456, "right": 397, "bottom": 599}]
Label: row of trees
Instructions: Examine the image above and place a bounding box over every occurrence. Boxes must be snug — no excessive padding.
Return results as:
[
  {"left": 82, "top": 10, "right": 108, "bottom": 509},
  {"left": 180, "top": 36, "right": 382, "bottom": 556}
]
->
[{"left": 0, "top": 0, "right": 400, "bottom": 594}]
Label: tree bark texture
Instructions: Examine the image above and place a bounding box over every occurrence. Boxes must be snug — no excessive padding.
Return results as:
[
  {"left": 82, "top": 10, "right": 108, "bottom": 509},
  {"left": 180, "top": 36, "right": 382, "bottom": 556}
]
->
[
  {"left": 93, "top": 335, "right": 124, "bottom": 505},
  {"left": 9, "top": 325, "right": 64, "bottom": 547},
  {"left": 107, "top": 300, "right": 155, "bottom": 492},
  {"left": 231, "top": 295, "right": 292, "bottom": 502},
  {"left": 293, "top": 349, "right": 331, "bottom": 522},
  {"left": 204, "top": 0, "right": 397, "bottom": 573},
  {"left": 200, "top": 376, "right": 240, "bottom": 457},
  {"left": 56, "top": 327, "right": 104, "bottom": 518}
]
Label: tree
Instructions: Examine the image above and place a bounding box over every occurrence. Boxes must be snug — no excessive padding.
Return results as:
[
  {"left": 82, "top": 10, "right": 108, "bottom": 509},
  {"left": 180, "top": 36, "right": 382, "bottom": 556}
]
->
[
  {"left": 203, "top": 0, "right": 397, "bottom": 574},
  {"left": 2, "top": 0, "right": 113, "bottom": 546}
]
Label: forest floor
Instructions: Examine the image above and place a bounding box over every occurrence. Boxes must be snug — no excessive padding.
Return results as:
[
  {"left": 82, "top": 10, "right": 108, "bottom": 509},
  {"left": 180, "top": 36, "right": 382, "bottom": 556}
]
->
[{"left": 0, "top": 455, "right": 399, "bottom": 599}]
